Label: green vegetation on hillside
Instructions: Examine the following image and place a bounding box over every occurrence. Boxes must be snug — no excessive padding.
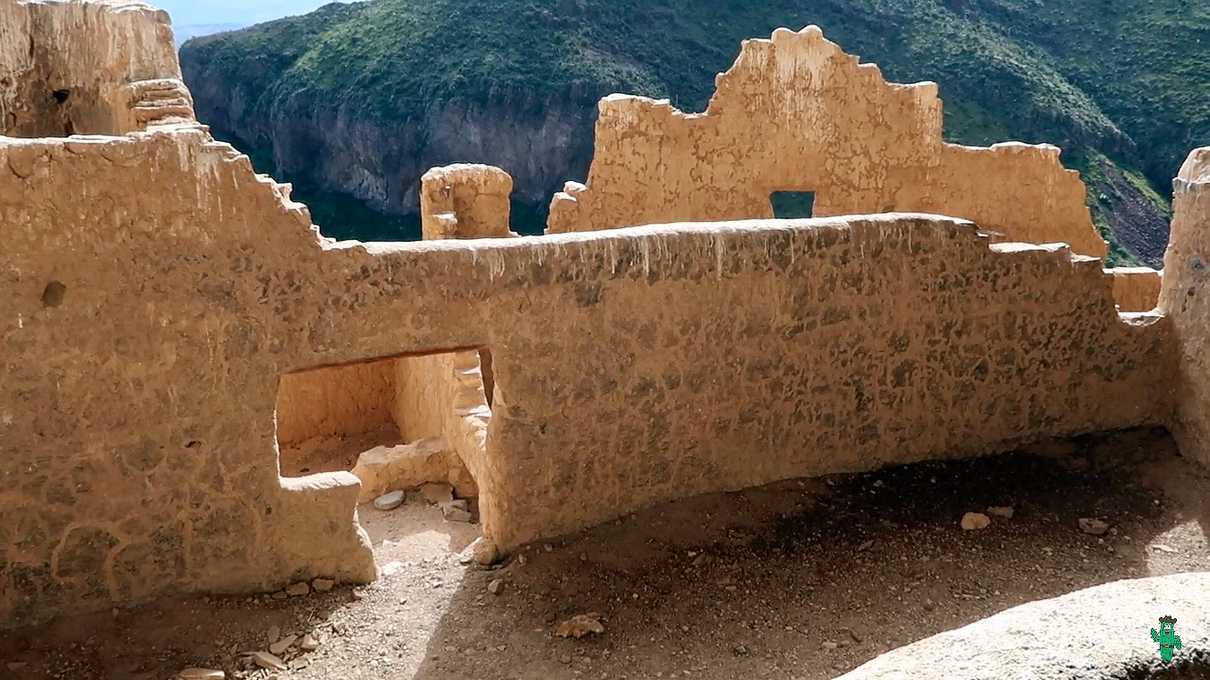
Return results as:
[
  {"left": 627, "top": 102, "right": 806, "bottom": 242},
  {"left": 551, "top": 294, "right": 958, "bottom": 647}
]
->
[{"left": 183, "top": 0, "right": 1209, "bottom": 265}]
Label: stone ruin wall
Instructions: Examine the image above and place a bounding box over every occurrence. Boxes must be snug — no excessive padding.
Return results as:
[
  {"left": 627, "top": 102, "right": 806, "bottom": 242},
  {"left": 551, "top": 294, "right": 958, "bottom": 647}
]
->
[
  {"left": 546, "top": 26, "right": 1176, "bottom": 311},
  {"left": 0, "top": 126, "right": 1180, "bottom": 627},
  {"left": 1161, "top": 148, "right": 1210, "bottom": 467},
  {"left": 2, "top": 2, "right": 1205, "bottom": 630},
  {"left": 0, "top": 0, "right": 193, "bottom": 137}
]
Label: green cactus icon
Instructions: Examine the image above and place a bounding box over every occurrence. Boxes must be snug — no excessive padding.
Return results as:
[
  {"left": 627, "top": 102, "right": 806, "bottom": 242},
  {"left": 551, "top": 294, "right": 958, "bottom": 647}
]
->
[{"left": 1151, "top": 616, "right": 1183, "bottom": 663}]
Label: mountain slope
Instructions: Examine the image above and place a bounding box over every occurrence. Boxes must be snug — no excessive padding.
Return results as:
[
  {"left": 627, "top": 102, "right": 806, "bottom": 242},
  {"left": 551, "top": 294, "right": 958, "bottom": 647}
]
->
[{"left": 180, "top": 0, "right": 1209, "bottom": 265}]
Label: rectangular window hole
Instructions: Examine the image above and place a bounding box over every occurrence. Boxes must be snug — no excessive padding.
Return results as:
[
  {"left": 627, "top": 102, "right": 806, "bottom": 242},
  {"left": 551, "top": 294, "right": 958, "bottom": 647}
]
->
[{"left": 770, "top": 191, "right": 816, "bottom": 219}]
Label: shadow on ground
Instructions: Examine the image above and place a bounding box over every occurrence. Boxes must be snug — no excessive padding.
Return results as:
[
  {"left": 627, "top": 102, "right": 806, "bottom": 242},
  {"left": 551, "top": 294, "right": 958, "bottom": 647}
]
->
[{"left": 3, "top": 427, "right": 1209, "bottom": 680}]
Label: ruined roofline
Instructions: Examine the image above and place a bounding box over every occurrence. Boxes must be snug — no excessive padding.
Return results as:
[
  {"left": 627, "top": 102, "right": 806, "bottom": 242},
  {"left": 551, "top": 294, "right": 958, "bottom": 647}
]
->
[{"left": 550, "top": 25, "right": 1106, "bottom": 260}]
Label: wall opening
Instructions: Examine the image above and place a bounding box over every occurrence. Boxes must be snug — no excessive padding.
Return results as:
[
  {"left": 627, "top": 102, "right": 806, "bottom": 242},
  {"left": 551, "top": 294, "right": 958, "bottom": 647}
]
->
[
  {"left": 770, "top": 191, "right": 816, "bottom": 219},
  {"left": 275, "top": 347, "right": 492, "bottom": 522}
]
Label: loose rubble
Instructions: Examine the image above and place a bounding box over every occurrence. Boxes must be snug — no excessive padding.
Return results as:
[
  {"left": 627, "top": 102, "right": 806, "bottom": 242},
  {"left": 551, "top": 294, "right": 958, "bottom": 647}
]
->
[
  {"left": 555, "top": 613, "right": 606, "bottom": 639},
  {"left": 374, "top": 490, "right": 406, "bottom": 511},
  {"left": 1078, "top": 518, "right": 1110, "bottom": 536},
  {"left": 960, "top": 512, "right": 991, "bottom": 531}
]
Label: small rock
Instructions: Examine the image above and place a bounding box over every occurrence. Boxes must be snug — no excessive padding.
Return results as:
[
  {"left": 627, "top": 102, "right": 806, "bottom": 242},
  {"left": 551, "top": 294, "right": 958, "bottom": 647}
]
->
[
  {"left": 178, "top": 669, "right": 224, "bottom": 680},
  {"left": 1152, "top": 543, "right": 1178, "bottom": 554},
  {"left": 312, "top": 578, "right": 335, "bottom": 593},
  {"left": 269, "top": 634, "right": 297, "bottom": 655},
  {"left": 270, "top": 591, "right": 287, "bottom": 600},
  {"left": 1078, "top": 518, "right": 1110, "bottom": 536},
  {"left": 559, "top": 654, "right": 572, "bottom": 665},
  {"left": 732, "top": 644, "right": 750, "bottom": 657},
  {"left": 516, "top": 553, "right": 527, "bottom": 567},
  {"left": 987, "top": 506, "right": 1015, "bottom": 519},
  {"left": 419, "top": 483, "right": 455, "bottom": 505},
  {"left": 960, "top": 512, "right": 991, "bottom": 531},
  {"left": 857, "top": 540, "right": 874, "bottom": 551},
  {"left": 822, "top": 641, "right": 840, "bottom": 650},
  {"left": 374, "top": 491, "right": 405, "bottom": 511},
  {"left": 248, "top": 651, "right": 287, "bottom": 671},
  {"left": 842, "top": 627, "right": 863, "bottom": 643},
  {"left": 286, "top": 581, "right": 310, "bottom": 597},
  {"left": 554, "top": 613, "right": 606, "bottom": 639},
  {"left": 299, "top": 634, "right": 321, "bottom": 652},
  {"left": 459, "top": 537, "right": 499, "bottom": 566},
  {"left": 441, "top": 500, "right": 473, "bottom": 523},
  {"left": 488, "top": 579, "right": 504, "bottom": 595}
]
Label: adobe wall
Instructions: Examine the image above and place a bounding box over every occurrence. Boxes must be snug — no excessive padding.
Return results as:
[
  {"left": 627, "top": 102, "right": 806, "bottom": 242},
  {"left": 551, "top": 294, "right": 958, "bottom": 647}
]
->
[
  {"left": 547, "top": 26, "right": 1107, "bottom": 260},
  {"left": 0, "top": 1, "right": 193, "bottom": 137},
  {"left": 0, "top": 126, "right": 1175, "bottom": 627},
  {"left": 1160, "top": 147, "right": 1210, "bottom": 466}
]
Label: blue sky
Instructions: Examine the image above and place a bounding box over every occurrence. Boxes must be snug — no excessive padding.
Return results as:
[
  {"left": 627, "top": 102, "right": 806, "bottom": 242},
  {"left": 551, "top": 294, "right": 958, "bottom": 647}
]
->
[{"left": 153, "top": 0, "right": 346, "bottom": 27}]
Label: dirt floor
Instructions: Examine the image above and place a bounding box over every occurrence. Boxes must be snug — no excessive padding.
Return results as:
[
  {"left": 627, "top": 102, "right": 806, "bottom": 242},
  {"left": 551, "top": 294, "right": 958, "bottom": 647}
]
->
[{"left": 4, "top": 427, "right": 1210, "bottom": 680}]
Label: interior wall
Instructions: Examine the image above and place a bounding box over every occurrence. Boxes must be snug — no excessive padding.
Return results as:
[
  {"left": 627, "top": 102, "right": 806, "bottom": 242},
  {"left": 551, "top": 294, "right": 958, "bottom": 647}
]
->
[{"left": 275, "top": 359, "right": 398, "bottom": 448}]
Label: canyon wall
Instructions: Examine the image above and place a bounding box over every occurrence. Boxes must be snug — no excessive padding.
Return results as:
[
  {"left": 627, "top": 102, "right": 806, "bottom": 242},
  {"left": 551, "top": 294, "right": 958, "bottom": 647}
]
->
[
  {"left": 548, "top": 27, "right": 1107, "bottom": 260},
  {"left": 0, "top": 126, "right": 1175, "bottom": 627}
]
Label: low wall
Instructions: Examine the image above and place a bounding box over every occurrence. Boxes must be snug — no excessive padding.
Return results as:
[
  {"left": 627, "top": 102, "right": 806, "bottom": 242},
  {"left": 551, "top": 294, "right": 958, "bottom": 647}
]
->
[{"left": 0, "top": 128, "right": 1176, "bottom": 627}]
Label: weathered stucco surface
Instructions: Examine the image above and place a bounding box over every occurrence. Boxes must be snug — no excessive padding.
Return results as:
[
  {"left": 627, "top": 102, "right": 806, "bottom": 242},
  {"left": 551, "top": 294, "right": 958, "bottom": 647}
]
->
[
  {"left": 0, "top": 0, "right": 192, "bottom": 137},
  {"left": 1160, "top": 147, "right": 1210, "bottom": 467},
  {"left": 547, "top": 26, "right": 1107, "bottom": 260},
  {"left": 0, "top": 125, "right": 1175, "bottom": 626}
]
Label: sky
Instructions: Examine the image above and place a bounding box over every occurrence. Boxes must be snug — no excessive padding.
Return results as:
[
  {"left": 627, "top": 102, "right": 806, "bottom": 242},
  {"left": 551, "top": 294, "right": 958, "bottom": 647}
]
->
[{"left": 153, "top": 0, "right": 347, "bottom": 28}]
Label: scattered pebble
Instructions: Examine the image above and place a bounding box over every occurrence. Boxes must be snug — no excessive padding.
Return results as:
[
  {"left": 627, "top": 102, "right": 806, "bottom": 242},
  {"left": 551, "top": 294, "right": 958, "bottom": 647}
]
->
[
  {"left": 554, "top": 613, "right": 606, "bottom": 639},
  {"left": 178, "top": 669, "right": 224, "bottom": 680},
  {"left": 247, "top": 651, "right": 287, "bottom": 671},
  {"left": 1078, "top": 518, "right": 1110, "bottom": 536},
  {"left": 822, "top": 641, "right": 840, "bottom": 650},
  {"left": 312, "top": 578, "right": 335, "bottom": 593},
  {"left": 286, "top": 581, "right": 311, "bottom": 597},
  {"left": 987, "top": 506, "right": 1015, "bottom": 519},
  {"left": 488, "top": 579, "right": 504, "bottom": 595},
  {"left": 374, "top": 491, "right": 405, "bottom": 511},
  {"left": 442, "top": 500, "right": 473, "bottom": 523},
  {"left": 961, "top": 512, "right": 991, "bottom": 531},
  {"left": 1151, "top": 543, "right": 1178, "bottom": 554},
  {"left": 269, "top": 634, "right": 296, "bottom": 655},
  {"left": 299, "top": 634, "right": 321, "bottom": 652}
]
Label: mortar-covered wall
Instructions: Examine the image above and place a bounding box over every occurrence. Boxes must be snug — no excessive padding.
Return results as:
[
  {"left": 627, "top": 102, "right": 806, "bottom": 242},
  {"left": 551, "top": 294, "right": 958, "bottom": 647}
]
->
[
  {"left": 275, "top": 359, "right": 398, "bottom": 447},
  {"left": 0, "top": 0, "right": 193, "bottom": 137},
  {"left": 1160, "top": 148, "right": 1210, "bottom": 466},
  {"left": 547, "top": 26, "right": 1107, "bottom": 260},
  {"left": 0, "top": 127, "right": 1174, "bottom": 627}
]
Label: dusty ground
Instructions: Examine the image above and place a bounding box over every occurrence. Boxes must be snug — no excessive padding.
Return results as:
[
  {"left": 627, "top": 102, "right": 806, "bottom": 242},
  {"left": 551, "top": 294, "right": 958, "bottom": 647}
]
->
[{"left": 4, "top": 427, "right": 1210, "bottom": 680}]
